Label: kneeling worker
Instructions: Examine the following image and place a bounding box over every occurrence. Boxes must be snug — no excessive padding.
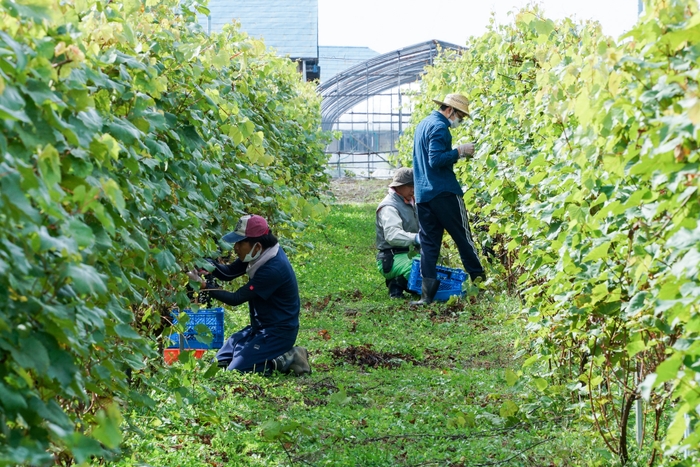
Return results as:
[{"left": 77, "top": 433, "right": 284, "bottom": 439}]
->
[
  {"left": 375, "top": 167, "right": 421, "bottom": 298},
  {"left": 187, "top": 214, "right": 310, "bottom": 375}
]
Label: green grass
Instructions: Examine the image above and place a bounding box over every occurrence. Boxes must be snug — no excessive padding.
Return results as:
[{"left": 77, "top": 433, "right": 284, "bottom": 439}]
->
[{"left": 115, "top": 202, "right": 618, "bottom": 467}]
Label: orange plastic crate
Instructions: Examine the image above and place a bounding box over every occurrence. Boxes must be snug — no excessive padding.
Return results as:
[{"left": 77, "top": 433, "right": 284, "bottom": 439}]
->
[{"left": 163, "top": 348, "right": 206, "bottom": 364}]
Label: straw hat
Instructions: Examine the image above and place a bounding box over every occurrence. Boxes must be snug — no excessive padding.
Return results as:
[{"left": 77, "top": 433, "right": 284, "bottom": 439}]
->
[{"left": 432, "top": 93, "right": 470, "bottom": 116}]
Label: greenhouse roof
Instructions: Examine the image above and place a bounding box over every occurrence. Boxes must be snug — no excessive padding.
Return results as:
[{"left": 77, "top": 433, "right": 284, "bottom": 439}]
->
[
  {"left": 318, "top": 46, "right": 380, "bottom": 83},
  {"left": 317, "top": 40, "right": 464, "bottom": 131},
  {"left": 198, "top": 0, "right": 318, "bottom": 59}
]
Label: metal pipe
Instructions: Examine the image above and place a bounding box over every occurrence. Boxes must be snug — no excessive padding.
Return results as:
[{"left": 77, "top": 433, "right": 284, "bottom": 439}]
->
[
  {"left": 635, "top": 363, "right": 643, "bottom": 447},
  {"left": 398, "top": 50, "right": 403, "bottom": 138}
]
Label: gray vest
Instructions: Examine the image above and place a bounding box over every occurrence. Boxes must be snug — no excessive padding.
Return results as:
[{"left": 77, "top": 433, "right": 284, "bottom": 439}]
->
[{"left": 375, "top": 191, "right": 419, "bottom": 251}]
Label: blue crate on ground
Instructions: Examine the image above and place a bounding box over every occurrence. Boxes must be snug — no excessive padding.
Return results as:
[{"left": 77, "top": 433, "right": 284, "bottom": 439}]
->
[
  {"left": 167, "top": 307, "right": 224, "bottom": 350},
  {"left": 407, "top": 259, "right": 467, "bottom": 301}
]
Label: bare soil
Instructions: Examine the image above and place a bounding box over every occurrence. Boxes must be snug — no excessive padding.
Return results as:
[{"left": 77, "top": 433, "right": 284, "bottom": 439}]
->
[
  {"left": 330, "top": 344, "right": 420, "bottom": 369},
  {"left": 330, "top": 178, "right": 389, "bottom": 204}
]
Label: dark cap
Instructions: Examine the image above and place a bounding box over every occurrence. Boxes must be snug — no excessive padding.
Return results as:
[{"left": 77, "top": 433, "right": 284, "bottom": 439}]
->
[{"left": 389, "top": 167, "right": 414, "bottom": 187}]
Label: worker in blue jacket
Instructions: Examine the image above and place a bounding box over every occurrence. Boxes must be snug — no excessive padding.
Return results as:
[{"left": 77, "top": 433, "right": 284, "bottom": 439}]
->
[
  {"left": 411, "top": 93, "right": 486, "bottom": 305},
  {"left": 187, "top": 214, "right": 310, "bottom": 375}
]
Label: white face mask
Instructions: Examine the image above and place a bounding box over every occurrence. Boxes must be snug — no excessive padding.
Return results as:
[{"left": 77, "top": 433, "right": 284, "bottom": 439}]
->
[
  {"left": 242, "top": 243, "right": 262, "bottom": 262},
  {"left": 449, "top": 109, "right": 463, "bottom": 128}
]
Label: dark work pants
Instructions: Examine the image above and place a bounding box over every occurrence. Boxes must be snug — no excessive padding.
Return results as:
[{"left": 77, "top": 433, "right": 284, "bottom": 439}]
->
[
  {"left": 216, "top": 325, "right": 298, "bottom": 373},
  {"left": 417, "top": 193, "right": 484, "bottom": 281}
]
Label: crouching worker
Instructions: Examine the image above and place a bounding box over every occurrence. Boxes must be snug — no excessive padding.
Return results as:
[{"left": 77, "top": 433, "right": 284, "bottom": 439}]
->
[
  {"left": 375, "top": 168, "right": 421, "bottom": 298},
  {"left": 187, "top": 214, "right": 311, "bottom": 376}
]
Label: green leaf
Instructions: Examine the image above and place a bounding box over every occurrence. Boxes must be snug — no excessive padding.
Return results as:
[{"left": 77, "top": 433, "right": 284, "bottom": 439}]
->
[
  {"left": 626, "top": 339, "right": 647, "bottom": 358},
  {"left": 19, "top": 336, "right": 50, "bottom": 372},
  {"left": 144, "top": 138, "right": 173, "bottom": 161},
  {"left": 654, "top": 353, "right": 683, "bottom": 387},
  {"left": 499, "top": 400, "right": 519, "bottom": 418},
  {"left": 92, "top": 404, "right": 123, "bottom": 449},
  {"left": 64, "top": 219, "right": 95, "bottom": 249},
  {"left": 154, "top": 249, "right": 178, "bottom": 273},
  {"left": 193, "top": 323, "right": 213, "bottom": 345},
  {"left": 90, "top": 203, "right": 115, "bottom": 234},
  {"left": 533, "top": 377, "right": 549, "bottom": 391},
  {"left": 0, "top": 85, "right": 30, "bottom": 122},
  {"left": 240, "top": 120, "right": 255, "bottom": 138},
  {"left": 261, "top": 420, "right": 282, "bottom": 440},
  {"left": 107, "top": 117, "right": 142, "bottom": 145},
  {"left": 114, "top": 324, "right": 141, "bottom": 340},
  {"left": 203, "top": 360, "right": 219, "bottom": 378},
  {"left": 522, "top": 354, "right": 539, "bottom": 368},
  {"left": 583, "top": 241, "right": 611, "bottom": 262},
  {"left": 212, "top": 49, "right": 229, "bottom": 69},
  {"left": 504, "top": 368, "right": 518, "bottom": 386},
  {"left": 0, "top": 383, "right": 28, "bottom": 412},
  {"left": 2, "top": 0, "right": 55, "bottom": 22},
  {"left": 91, "top": 133, "right": 121, "bottom": 161},
  {"left": 47, "top": 347, "right": 80, "bottom": 389},
  {"left": 532, "top": 18, "right": 555, "bottom": 36},
  {"left": 67, "top": 433, "right": 104, "bottom": 464},
  {"left": 24, "top": 78, "right": 62, "bottom": 106},
  {"left": 123, "top": 0, "right": 140, "bottom": 16},
  {"left": 100, "top": 178, "right": 125, "bottom": 212},
  {"left": 671, "top": 249, "right": 700, "bottom": 278},
  {"left": 77, "top": 108, "right": 103, "bottom": 132},
  {"left": 65, "top": 264, "right": 108, "bottom": 295},
  {"left": 665, "top": 407, "right": 689, "bottom": 445},
  {"left": 228, "top": 125, "right": 243, "bottom": 145},
  {"left": 329, "top": 387, "right": 351, "bottom": 406},
  {"left": 38, "top": 144, "right": 62, "bottom": 186},
  {"left": 667, "top": 225, "right": 700, "bottom": 250},
  {"left": 625, "top": 292, "right": 648, "bottom": 318}
]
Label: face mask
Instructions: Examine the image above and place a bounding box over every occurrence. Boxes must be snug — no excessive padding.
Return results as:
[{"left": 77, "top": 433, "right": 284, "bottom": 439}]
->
[
  {"left": 242, "top": 243, "right": 262, "bottom": 262},
  {"left": 449, "top": 109, "right": 463, "bottom": 129}
]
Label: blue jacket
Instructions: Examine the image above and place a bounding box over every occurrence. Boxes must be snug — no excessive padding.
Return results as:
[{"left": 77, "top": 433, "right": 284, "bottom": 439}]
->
[
  {"left": 208, "top": 248, "right": 300, "bottom": 332},
  {"left": 412, "top": 110, "right": 462, "bottom": 203}
]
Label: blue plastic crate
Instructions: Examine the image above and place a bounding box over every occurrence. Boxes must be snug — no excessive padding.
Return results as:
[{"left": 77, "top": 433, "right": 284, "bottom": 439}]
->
[
  {"left": 407, "top": 259, "right": 467, "bottom": 301},
  {"left": 167, "top": 307, "right": 225, "bottom": 350}
]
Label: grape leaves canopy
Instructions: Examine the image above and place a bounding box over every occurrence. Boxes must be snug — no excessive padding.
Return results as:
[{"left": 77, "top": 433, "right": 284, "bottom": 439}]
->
[
  {"left": 0, "top": 0, "right": 329, "bottom": 463},
  {"left": 398, "top": 1, "right": 700, "bottom": 463}
]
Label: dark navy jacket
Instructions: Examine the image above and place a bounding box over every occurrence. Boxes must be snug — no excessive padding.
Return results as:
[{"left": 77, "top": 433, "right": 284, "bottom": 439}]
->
[
  {"left": 412, "top": 110, "right": 462, "bottom": 203},
  {"left": 208, "top": 248, "right": 300, "bottom": 333}
]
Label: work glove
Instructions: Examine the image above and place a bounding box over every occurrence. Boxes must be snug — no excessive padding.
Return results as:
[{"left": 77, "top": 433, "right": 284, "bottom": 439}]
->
[
  {"left": 457, "top": 142, "right": 475, "bottom": 159},
  {"left": 186, "top": 269, "right": 218, "bottom": 307},
  {"left": 186, "top": 269, "right": 205, "bottom": 285}
]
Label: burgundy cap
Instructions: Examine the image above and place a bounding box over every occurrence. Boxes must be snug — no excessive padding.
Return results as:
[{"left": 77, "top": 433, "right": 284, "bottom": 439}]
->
[{"left": 222, "top": 214, "right": 269, "bottom": 243}]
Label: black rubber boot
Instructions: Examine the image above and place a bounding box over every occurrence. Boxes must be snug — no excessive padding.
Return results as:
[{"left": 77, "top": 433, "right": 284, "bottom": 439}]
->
[
  {"left": 395, "top": 275, "right": 409, "bottom": 292},
  {"left": 288, "top": 347, "right": 311, "bottom": 376},
  {"left": 410, "top": 277, "right": 440, "bottom": 306},
  {"left": 387, "top": 278, "right": 404, "bottom": 298},
  {"left": 217, "top": 359, "right": 231, "bottom": 369},
  {"left": 470, "top": 273, "right": 486, "bottom": 283},
  {"left": 272, "top": 349, "right": 294, "bottom": 373},
  {"left": 273, "top": 347, "right": 311, "bottom": 376}
]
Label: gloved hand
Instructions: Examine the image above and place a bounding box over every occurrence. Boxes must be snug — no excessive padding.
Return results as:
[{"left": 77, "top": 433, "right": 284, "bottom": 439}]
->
[
  {"left": 457, "top": 142, "right": 475, "bottom": 158},
  {"left": 414, "top": 234, "right": 421, "bottom": 246},
  {"left": 186, "top": 269, "right": 205, "bottom": 285}
]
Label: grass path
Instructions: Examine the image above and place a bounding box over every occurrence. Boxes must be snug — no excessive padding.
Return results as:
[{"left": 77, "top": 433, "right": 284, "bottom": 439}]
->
[{"left": 117, "top": 194, "right": 604, "bottom": 466}]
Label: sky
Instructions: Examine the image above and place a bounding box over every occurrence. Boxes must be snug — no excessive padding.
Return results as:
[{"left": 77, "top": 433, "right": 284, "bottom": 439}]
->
[{"left": 317, "top": 0, "right": 641, "bottom": 54}]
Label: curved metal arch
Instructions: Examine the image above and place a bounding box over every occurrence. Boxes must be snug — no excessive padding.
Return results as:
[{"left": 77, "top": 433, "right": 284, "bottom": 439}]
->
[{"left": 317, "top": 40, "right": 465, "bottom": 131}]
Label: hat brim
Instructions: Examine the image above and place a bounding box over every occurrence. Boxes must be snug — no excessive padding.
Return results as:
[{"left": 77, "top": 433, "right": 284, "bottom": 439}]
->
[
  {"left": 222, "top": 231, "right": 246, "bottom": 244},
  {"left": 432, "top": 98, "right": 470, "bottom": 117},
  {"left": 389, "top": 181, "right": 413, "bottom": 187}
]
